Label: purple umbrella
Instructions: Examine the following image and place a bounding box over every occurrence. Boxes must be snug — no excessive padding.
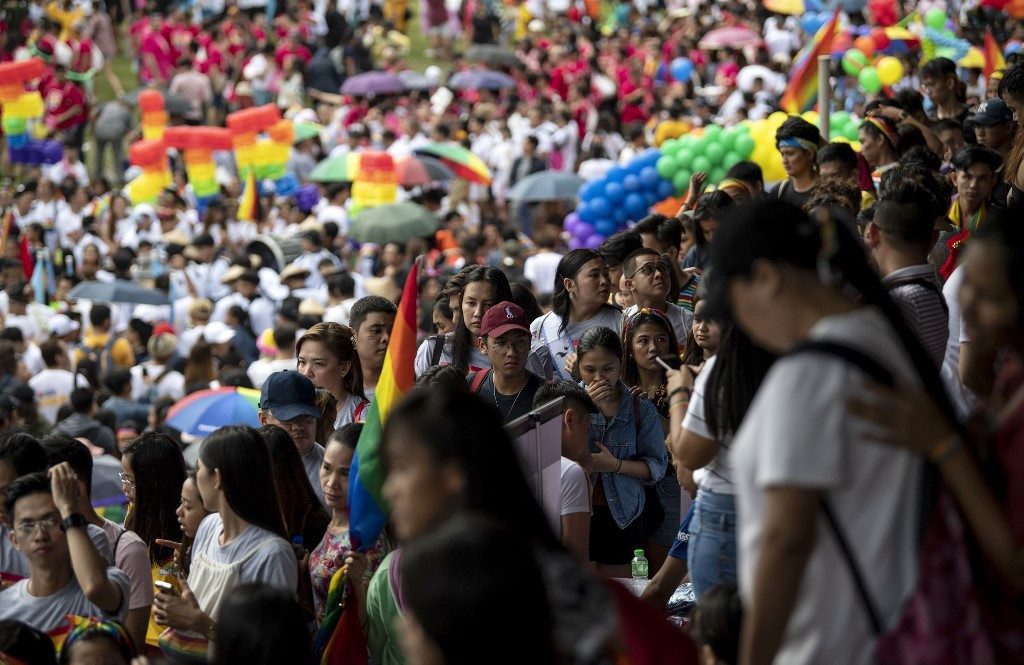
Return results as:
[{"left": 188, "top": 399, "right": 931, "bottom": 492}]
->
[
  {"left": 341, "top": 71, "right": 405, "bottom": 96},
  {"left": 449, "top": 69, "right": 516, "bottom": 91}
]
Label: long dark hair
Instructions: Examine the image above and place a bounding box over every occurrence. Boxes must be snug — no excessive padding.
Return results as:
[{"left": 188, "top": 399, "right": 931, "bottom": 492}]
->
[
  {"left": 552, "top": 249, "right": 603, "bottom": 333},
  {"left": 180, "top": 469, "right": 204, "bottom": 577},
  {"left": 576, "top": 326, "right": 623, "bottom": 366},
  {"left": 449, "top": 266, "right": 512, "bottom": 372},
  {"left": 999, "top": 62, "right": 1024, "bottom": 186},
  {"left": 974, "top": 205, "right": 1024, "bottom": 331},
  {"left": 693, "top": 190, "right": 734, "bottom": 251},
  {"left": 703, "top": 319, "right": 776, "bottom": 441},
  {"left": 123, "top": 433, "right": 187, "bottom": 565},
  {"left": 622, "top": 309, "right": 679, "bottom": 389},
  {"left": 382, "top": 389, "right": 558, "bottom": 550},
  {"left": 680, "top": 296, "right": 705, "bottom": 366},
  {"left": 258, "top": 425, "right": 330, "bottom": 547},
  {"left": 212, "top": 584, "right": 314, "bottom": 665},
  {"left": 199, "top": 426, "right": 287, "bottom": 539}
]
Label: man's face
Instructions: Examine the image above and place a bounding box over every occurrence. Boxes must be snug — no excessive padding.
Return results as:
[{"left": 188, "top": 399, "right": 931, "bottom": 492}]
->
[
  {"left": 480, "top": 330, "right": 529, "bottom": 379},
  {"left": 922, "top": 75, "right": 951, "bottom": 105},
  {"left": 355, "top": 312, "right": 395, "bottom": 371},
  {"left": 10, "top": 492, "right": 68, "bottom": 567},
  {"left": 818, "top": 160, "right": 856, "bottom": 184},
  {"left": 937, "top": 128, "right": 966, "bottom": 159},
  {"left": 237, "top": 280, "right": 258, "bottom": 299},
  {"left": 263, "top": 411, "right": 317, "bottom": 452},
  {"left": 956, "top": 163, "right": 995, "bottom": 209},
  {"left": 625, "top": 257, "right": 670, "bottom": 301},
  {"left": 974, "top": 121, "right": 1013, "bottom": 151}
]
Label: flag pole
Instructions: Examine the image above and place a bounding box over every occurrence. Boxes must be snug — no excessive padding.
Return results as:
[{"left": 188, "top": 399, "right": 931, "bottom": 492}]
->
[{"left": 818, "top": 55, "right": 831, "bottom": 142}]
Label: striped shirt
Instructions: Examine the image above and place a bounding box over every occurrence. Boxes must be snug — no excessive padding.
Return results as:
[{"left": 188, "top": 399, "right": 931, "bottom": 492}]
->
[{"left": 882, "top": 264, "right": 949, "bottom": 369}]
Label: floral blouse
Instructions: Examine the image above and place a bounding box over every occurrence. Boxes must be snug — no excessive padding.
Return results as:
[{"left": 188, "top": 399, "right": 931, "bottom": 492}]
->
[{"left": 309, "top": 528, "right": 389, "bottom": 625}]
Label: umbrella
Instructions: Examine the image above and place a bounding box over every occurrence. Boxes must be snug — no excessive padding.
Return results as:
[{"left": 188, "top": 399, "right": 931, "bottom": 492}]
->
[
  {"left": 308, "top": 155, "right": 354, "bottom": 182},
  {"left": 293, "top": 121, "right": 324, "bottom": 143},
  {"left": 449, "top": 69, "right": 517, "bottom": 91},
  {"left": 341, "top": 71, "right": 405, "bottom": 96},
  {"left": 69, "top": 279, "right": 169, "bottom": 306},
  {"left": 397, "top": 70, "right": 435, "bottom": 90},
  {"left": 165, "top": 386, "right": 262, "bottom": 435},
  {"left": 349, "top": 203, "right": 438, "bottom": 244},
  {"left": 465, "top": 44, "right": 522, "bottom": 68},
  {"left": 414, "top": 142, "right": 492, "bottom": 184},
  {"left": 959, "top": 46, "right": 985, "bottom": 69},
  {"left": 698, "top": 26, "right": 762, "bottom": 49},
  {"left": 763, "top": 0, "right": 804, "bottom": 14},
  {"left": 506, "top": 170, "right": 585, "bottom": 203},
  {"left": 394, "top": 155, "right": 454, "bottom": 186},
  {"left": 121, "top": 88, "right": 191, "bottom": 117},
  {"left": 880, "top": 27, "right": 920, "bottom": 54}
]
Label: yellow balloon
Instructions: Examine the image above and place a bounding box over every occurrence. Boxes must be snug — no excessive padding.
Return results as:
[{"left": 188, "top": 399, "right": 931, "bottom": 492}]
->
[
  {"left": 801, "top": 110, "right": 820, "bottom": 127},
  {"left": 768, "top": 111, "right": 789, "bottom": 127},
  {"left": 832, "top": 136, "right": 851, "bottom": 144},
  {"left": 876, "top": 56, "right": 904, "bottom": 87}
]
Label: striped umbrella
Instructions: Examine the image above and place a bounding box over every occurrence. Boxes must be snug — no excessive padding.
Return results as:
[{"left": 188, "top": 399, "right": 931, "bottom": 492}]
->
[
  {"left": 414, "top": 142, "right": 492, "bottom": 185},
  {"left": 165, "top": 387, "right": 262, "bottom": 436}
]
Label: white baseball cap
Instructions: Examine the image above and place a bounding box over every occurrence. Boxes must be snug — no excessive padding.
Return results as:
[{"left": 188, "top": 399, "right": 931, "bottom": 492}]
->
[
  {"left": 203, "top": 321, "right": 236, "bottom": 345},
  {"left": 47, "top": 314, "right": 81, "bottom": 337}
]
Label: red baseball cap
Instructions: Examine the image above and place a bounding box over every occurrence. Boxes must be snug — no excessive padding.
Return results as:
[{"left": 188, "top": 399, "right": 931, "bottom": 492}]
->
[{"left": 479, "top": 301, "right": 530, "bottom": 338}]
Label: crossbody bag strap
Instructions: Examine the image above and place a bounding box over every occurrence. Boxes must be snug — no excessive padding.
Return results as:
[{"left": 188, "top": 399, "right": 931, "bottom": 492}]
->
[
  {"left": 818, "top": 497, "right": 883, "bottom": 635},
  {"left": 429, "top": 334, "right": 445, "bottom": 367}
]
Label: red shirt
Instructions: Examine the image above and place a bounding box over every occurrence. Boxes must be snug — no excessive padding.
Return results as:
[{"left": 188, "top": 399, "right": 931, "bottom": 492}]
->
[
  {"left": 168, "top": 24, "right": 199, "bottom": 61},
  {"left": 67, "top": 38, "right": 92, "bottom": 73},
  {"left": 42, "top": 79, "right": 87, "bottom": 129},
  {"left": 140, "top": 30, "right": 173, "bottom": 82},
  {"left": 275, "top": 43, "right": 311, "bottom": 68}
]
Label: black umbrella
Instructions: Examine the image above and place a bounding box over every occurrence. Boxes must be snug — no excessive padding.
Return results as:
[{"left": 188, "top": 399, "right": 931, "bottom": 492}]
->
[
  {"left": 69, "top": 280, "right": 169, "bottom": 306},
  {"left": 465, "top": 44, "right": 522, "bottom": 68}
]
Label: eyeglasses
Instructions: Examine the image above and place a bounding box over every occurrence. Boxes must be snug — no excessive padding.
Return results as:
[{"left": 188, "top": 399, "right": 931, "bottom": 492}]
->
[
  {"left": 15, "top": 517, "right": 61, "bottom": 537},
  {"left": 280, "top": 415, "right": 317, "bottom": 430},
  {"left": 633, "top": 335, "right": 670, "bottom": 349},
  {"left": 118, "top": 472, "right": 135, "bottom": 491},
  {"left": 628, "top": 262, "right": 669, "bottom": 279},
  {"left": 489, "top": 337, "right": 531, "bottom": 355}
]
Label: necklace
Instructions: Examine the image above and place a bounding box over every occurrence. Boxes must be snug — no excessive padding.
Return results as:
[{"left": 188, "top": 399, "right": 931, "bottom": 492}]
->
[{"left": 493, "top": 375, "right": 528, "bottom": 423}]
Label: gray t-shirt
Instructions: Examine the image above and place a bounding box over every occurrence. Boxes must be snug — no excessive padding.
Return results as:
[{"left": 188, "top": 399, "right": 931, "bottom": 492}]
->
[
  {"left": 0, "top": 566, "right": 130, "bottom": 634},
  {"left": 334, "top": 393, "right": 369, "bottom": 430},
  {"left": 302, "top": 442, "right": 327, "bottom": 505},
  {"left": 530, "top": 307, "right": 624, "bottom": 381}
]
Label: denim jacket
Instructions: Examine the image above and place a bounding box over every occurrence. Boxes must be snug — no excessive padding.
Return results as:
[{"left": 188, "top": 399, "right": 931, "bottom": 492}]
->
[{"left": 588, "top": 383, "right": 668, "bottom": 529}]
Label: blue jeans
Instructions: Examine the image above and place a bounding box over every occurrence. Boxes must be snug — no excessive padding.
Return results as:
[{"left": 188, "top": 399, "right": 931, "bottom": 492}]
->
[
  {"left": 687, "top": 488, "right": 737, "bottom": 599},
  {"left": 649, "top": 476, "right": 682, "bottom": 547}
]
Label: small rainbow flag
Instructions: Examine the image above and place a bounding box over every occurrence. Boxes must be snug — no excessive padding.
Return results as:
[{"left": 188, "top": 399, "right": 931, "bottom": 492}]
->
[
  {"left": 780, "top": 10, "right": 841, "bottom": 114},
  {"left": 237, "top": 168, "right": 259, "bottom": 222},
  {"left": 984, "top": 30, "right": 1006, "bottom": 81}
]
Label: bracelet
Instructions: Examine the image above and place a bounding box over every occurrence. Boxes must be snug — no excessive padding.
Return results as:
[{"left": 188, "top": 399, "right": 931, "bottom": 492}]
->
[
  {"left": 669, "top": 399, "right": 690, "bottom": 410},
  {"left": 929, "top": 435, "right": 962, "bottom": 465},
  {"left": 614, "top": 458, "right": 623, "bottom": 474},
  {"left": 668, "top": 386, "right": 692, "bottom": 400}
]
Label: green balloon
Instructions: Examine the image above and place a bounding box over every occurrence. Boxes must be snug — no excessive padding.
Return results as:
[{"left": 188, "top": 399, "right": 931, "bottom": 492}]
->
[
  {"left": 709, "top": 168, "right": 727, "bottom": 184},
  {"left": 656, "top": 155, "right": 678, "bottom": 179},
  {"left": 734, "top": 134, "right": 755, "bottom": 159},
  {"left": 718, "top": 131, "right": 735, "bottom": 153},
  {"left": 831, "top": 111, "right": 851, "bottom": 128},
  {"left": 678, "top": 136, "right": 695, "bottom": 152},
  {"left": 858, "top": 66, "right": 882, "bottom": 94},
  {"left": 924, "top": 7, "right": 946, "bottom": 30},
  {"left": 673, "top": 169, "right": 692, "bottom": 194},
  {"left": 675, "top": 149, "right": 694, "bottom": 168},
  {"left": 692, "top": 156, "right": 712, "bottom": 173},
  {"left": 842, "top": 50, "right": 867, "bottom": 77},
  {"left": 734, "top": 124, "right": 751, "bottom": 134},
  {"left": 705, "top": 143, "right": 726, "bottom": 165},
  {"left": 662, "top": 139, "right": 680, "bottom": 156},
  {"left": 690, "top": 139, "right": 706, "bottom": 158},
  {"left": 723, "top": 151, "right": 742, "bottom": 169},
  {"left": 844, "top": 123, "right": 860, "bottom": 141},
  {"left": 703, "top": 125, "right": 723, "bottom": 142}
]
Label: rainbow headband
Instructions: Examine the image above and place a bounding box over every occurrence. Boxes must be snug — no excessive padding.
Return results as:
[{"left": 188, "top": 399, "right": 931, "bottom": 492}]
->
[
  {"left": 864, "top": 116, "right": 899, "bottom": 149},
  {"left": 60, "top": 616, "right": 135, "bottom": 660},
  {"left": 777, "top": 137, "right": 819, "bottom": 154},
  {"left": 623, "top": 307, "right": 673, "bottom": 343}
]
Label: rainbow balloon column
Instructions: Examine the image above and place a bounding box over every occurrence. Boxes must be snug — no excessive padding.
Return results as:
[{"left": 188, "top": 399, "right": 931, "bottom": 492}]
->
[
  {"left": 566, "top": 149, "right": 673, "bottom": 250},
  {"left": 226, "top": 105, "right": 298, "bottom": 196},
  {"left": 164, "top": 126, "right": 233, "bottom": 211},
  {"left": 126, "top": 139, "right": 171, "bottom": 204},
  {"left": 0, "top": 58, "right": 62, "bottom": 166},
  {"left": 350, "top": 151, "right": 398, "bottom": 217},
  {"left": 138, "top": 89, "right": 167, "bottom": 142}
]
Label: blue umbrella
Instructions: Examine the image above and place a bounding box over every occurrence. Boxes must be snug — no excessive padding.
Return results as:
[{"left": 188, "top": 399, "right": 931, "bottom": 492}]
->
[
  {"left": 449, "top": 69, "right": 516, "bottom": 90},
  {"left": 69, "top": 279, "right": 169, "bottom": 305},
  {"left": 341, "top": 71, "right": 405, "bottom": 96},
  {"left": 165, "top": 387, "right": 262, "bottom": 436}
]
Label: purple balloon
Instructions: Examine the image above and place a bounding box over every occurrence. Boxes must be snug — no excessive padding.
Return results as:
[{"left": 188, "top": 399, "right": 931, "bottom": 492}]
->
[
  {"left": 574, "top": 222, "right": 597, "bottom": 240},
  {"left": 564, "top": 212, "right": 580, "bottom": 234},
  {"left": 569, "top": 235, "right": 586, "bottom": 250},
  {"left": 583, "top": 233, "right": 605, "bottom": 249}
]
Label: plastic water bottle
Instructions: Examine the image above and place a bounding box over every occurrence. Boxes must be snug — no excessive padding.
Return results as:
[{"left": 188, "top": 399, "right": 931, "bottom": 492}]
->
[{"left": 630, "top": 549, "right": 649, "bottom": 595}]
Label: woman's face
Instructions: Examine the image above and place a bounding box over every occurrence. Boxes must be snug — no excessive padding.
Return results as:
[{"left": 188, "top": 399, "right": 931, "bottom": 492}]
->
[
  {"left": 858, "top": 127, "right": 883, "bottom": 166},
  {"left": 112, "top": 197, "right": 127, "bottom": 218},
  {"left": 692, "top": 302, "right": 721, "bottom": 356},
  {"left": 630, "top": 322, "right": 670, "bottom": 372},
  {"left": 578, "top": 346, "right": 622, "bottom": 387},
  {"left": 1002, "top": 91, "right": 1024, "bottom": 129},
  {"left": 320, "top": 441, "right": 354, "bottom": 511},
  {"left": 383, "top": 428, "right": 461, "bottom": 542},
  {"left": 176, "top": 477, "right": 207, "bottom": 538},
  {"left": 698, "top": 218, "right": 719, "bottom": 245},
  {"left": 960, "top": 241, "right": 1019, "bottom": 345},
  {"left": 120, "top": 454, "right": 136, "bottom": 503},
  {"left": 83, "top": 244, "right": 100, "bottom": 263},
  {"left": 779, "top": 146, "right": 812, "bottom": 179},
  {"left": 297, "top": 340, "right": 349, "bottom": 398},
  {"left": 461, "top": 280, "right": 496, "bottom": 337},
  {"left": 569, "top": 258, "right": 611, "bottom": 309},
  {"left": 195, "top": 459, "right": 219, "bottom": 513},
  {"left": 432, "top": 306, "right": 455, "bottom": 335}
]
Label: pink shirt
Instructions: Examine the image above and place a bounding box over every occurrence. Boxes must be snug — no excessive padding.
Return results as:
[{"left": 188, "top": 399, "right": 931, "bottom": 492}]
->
[{"left": 140, "top": 31, "right": 172, "bottom": 82}]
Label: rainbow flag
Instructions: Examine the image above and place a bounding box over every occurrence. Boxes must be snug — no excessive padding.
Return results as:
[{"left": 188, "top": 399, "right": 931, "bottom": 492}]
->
[
  {"left": 780, "top": 10, "right": 841, "bottom": 114},
  {"left": 237, "top": 168, "right": 259, "bottom": 222},
  {"left": 984, "top": 30, "right": 1006, "bottom": 80}
]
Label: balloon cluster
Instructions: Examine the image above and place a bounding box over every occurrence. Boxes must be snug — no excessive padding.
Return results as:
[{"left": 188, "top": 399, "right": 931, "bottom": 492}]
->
[
  {"left": 567, "top": 149, "right": 671, "bottom": 249},
  {"left": 126, "top": 140, "right": 171, "bottom": 204},
  {"left": 226, "top": 104, "right": 299, "bottom": 197},
  {"left": 350, "top": 151, "right": 398, "bottom": 216},
  {"left": 138, "top": 90, "right": 167, "bottom": 142},
  {"left": 163, "top": 126, "right": 233, "bottom": 209},
  {"left": 656, "top": 126, "right": 755, "bottom": 195},
  {"left": 839, "top": 26, "right": 907, "bottom": 94},
  {"left": 923, "top": 27, "right": 971, "bottom": 62},
  {"left": 0, "top": 58, "right": 62, "bottom": 166}
]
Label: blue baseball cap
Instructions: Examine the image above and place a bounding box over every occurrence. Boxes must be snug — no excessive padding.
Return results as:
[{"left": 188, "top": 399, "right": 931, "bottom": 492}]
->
[{"left": 259, "top": 371, "right": 320, "bottom": 421}]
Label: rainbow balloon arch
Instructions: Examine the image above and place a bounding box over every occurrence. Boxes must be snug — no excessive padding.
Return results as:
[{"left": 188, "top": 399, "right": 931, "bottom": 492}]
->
[{"left": 565, "top": 112, "right": 861, "bottom": 249}]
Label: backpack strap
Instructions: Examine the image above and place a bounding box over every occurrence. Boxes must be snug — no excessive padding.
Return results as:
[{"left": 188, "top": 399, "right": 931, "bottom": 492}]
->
[
  {"left": 101, "top": 334, "right": 118, "bottom": 375},
  {"left": 884, "top": 277, "right": 950, "bottom": 316},
  {"left": 469, "top": 368, "right": 491, "bottom": 394},
  {"left": 819, "top": 498, "right": 884, "bottom": 636},
  {"left": 112, "top": 526, "right": 127, "bottom": 560},
  {"left": 428, "top": 334, "right": 445, "bottom": 367}
]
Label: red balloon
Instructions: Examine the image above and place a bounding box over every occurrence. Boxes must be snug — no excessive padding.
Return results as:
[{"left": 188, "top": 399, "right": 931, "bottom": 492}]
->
[{"left": 871, "top": 29, "right": 891, "bottom": 51}]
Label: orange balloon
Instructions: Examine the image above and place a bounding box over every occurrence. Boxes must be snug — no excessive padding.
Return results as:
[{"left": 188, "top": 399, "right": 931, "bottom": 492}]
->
[{"left": 854, "top": 36, "right": 876, "bottom": 57}]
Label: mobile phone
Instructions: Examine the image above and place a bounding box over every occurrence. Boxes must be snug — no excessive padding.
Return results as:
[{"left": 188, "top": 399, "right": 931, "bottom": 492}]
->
[
  {"left": 656, "top": 355, "right": 682, "bottom": 372},
  {"left": 154, "top": 581, "right": 176, "bottom": 593}
]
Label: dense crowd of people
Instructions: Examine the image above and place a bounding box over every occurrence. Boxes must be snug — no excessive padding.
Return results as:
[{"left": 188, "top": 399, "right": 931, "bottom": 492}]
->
[{"left": 0, "top": 0, "right": 1023, "bottom": 663}]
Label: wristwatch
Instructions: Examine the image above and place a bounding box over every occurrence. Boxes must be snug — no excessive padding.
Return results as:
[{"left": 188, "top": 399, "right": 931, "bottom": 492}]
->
[{"left": 60, "top": 513, "right": 88, "bottom": 532}]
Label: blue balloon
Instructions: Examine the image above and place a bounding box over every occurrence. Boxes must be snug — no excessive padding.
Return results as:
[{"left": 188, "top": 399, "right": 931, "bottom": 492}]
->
[
  {"left": 655, "top": 62, "right": 668, "bottom": 83},
  {"left": 575, "top": 222, "right": 596, "bottom": 240},
  {"left": 804, "top": 0, "right": 822, "bottom": 10},
  {"left": 594, "top": 218, "right": 616, "bottom": 236},
  {"left": 275, "top": 173, "right": 299, "bottom": 197},
  {"left": 590, "top": 197, "right": 610, "bottom": 219},
  {"left": 657, "top": 179, "right": 675, "bottom": 199},
  {"left": 613, "top": 207, "right": 628, "bottom": 224},
  {"left": 639, "top": 167, "right": 660, "bottom": 188},
  {"left": 606, "top": 166, "right": 627, "bottom": 183},
  {"left": 576, "top": 201, "right": 594, "bottom": 222},
  {"left": 579, "top": 181, "right": 600, "bottom": 201},
  {"left": 605, "top": 181, "right": 625, "bottom": 203},
  {"left": 801, "top": 13, "right": 825, "bottom": 34},
  {"left": 640, "top": 149, "right": 662, "bottom": 168},
  {"left": 670, "top": 57, "right": 694, "bottom": 82},
  {"left": 645, "top": 190, "right": 660, "bottom": 206},
  {"left": 624, "top": 193, "right": 646, "bottom": 217},
  {"left": 623, "top": 174, "right": 640, "bottom": 192}
]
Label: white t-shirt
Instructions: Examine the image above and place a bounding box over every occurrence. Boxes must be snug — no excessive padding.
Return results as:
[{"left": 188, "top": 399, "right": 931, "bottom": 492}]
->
[
  {"left": 940, "top": 265, "right": 978, "bottom": 421},
  {"left": 130, "top": 362, "right": 186, "bottom": 403},
  {"left": 324, "top": 299, "right": 356, "bottom": 327},
  {"left": 29, "top": 369, "right": 90, "bottom": 423},
  {"left": 559, "top": 457, "right": 591, "bottom": 516},
  {"left": 0, "top": 567, "right": 130, "bottom": 634},
  {"left": 622, "top": 303, "right": 693, "bottom": 350},
  {"left": 681, "top": 355, "right": 733, "bottom": 493},
  {"left": 522, "top": 251, "right": 563, "bottom": 295},
  {"left": 247, "top": 357, "right": 299, "bottom": 389},
  {"left": 530, "top": 307, "right": 624, "bottom": 381},
  {"left": 731, "top": 308, "right": 921, "bottom": 665}
]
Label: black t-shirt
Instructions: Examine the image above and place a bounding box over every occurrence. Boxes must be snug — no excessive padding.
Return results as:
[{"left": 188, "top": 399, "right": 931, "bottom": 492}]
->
[
  {"left": 468, "top": 370, "right": 546, "bottom": 424},
  {"left": 471, "top": 15, "right": 499, "bottom": 44},
  {"left": 771, "top": 180, "right": 815, "bottom": 210}
]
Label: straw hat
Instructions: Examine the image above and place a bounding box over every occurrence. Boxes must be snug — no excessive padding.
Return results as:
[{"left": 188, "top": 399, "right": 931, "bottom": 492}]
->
[
  {"left": 298, "top": 298, "right": 326, "bottom": 317},
  {"left": 221, "top": 265, "right": 247, "bottom": 284},
  {"left": 279, "top": 263, "right": 311, "bottom": 282}
]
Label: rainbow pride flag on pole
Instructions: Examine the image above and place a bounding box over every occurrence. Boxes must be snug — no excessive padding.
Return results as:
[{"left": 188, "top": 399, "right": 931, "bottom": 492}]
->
[
  {"left": 984, "top": 30, "right": 1006, "bottom": 80},
  {"left": 780, "top": 10, "right": 841, "bottom": 114},
  {"left": 238, "top": 168, "right": 259, "bottom": 222}
]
